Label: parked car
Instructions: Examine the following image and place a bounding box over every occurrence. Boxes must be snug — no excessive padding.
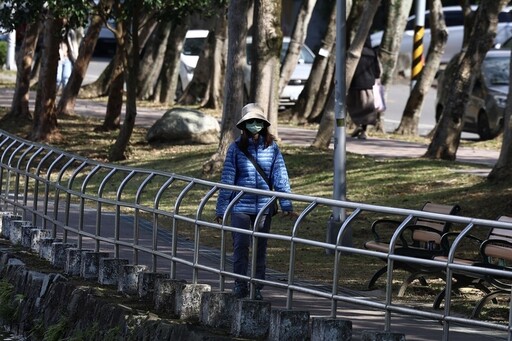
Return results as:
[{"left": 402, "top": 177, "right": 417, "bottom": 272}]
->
[
  {"left": 178, "top": 30, "right": 315, "bottom": 108},
  {"left": 371, "top": 6, "right": 512, "bottom": 72},
  {"left": 435, "top": 49, "right": 509, "bottom": 140},
  {"left": 178, "top": 29, "right": 209, "bottom": 97},
  {"left": 244, "top": 36, "right": 315, "bottom": 108}
]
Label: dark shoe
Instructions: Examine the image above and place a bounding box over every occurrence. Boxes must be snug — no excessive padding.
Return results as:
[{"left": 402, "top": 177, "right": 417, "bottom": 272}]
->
[
  {"left": 358, "top": 131, "right": 367, "bottom": 140},
  {"left": 254, "top": 288, "right": 263, "bottom": 300},
  {"left": 351, "top": 127, "right": 363, "bottom": 138},
  {"left": 233, "top": 284, "right": 248, "bottom": 299}
]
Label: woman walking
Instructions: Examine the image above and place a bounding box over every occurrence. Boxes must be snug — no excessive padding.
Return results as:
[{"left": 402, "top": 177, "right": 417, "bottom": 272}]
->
[{"left": 215, "top": 103, "right": 297, "bottom": 300}]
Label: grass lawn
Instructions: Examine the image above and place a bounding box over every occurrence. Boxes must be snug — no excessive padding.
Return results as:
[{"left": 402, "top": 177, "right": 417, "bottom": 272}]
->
[{"left": 1, "top": 103, "right": 511, "bottom": 321}]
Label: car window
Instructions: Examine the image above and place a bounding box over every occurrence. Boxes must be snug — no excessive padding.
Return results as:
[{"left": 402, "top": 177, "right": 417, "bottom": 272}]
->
[
  {"left": 182, "top": 37, "right": 206, "bottom": 56},
  {"left": 482, "top": 56, "right": 510, "bottom": 86}
]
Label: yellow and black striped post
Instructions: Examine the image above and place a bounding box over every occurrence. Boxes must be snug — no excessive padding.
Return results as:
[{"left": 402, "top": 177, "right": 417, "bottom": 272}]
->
[
  {"left": 411, "top": 25, "right": 425, "bottom": 83},
  {"left": 411, "top": 0, "right": 426, "bottom": 89}
]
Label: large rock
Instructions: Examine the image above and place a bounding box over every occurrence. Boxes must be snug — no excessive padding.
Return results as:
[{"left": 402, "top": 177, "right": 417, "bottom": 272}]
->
[{"left": 146, "top": 108, "right": 220, "bottom": 144}]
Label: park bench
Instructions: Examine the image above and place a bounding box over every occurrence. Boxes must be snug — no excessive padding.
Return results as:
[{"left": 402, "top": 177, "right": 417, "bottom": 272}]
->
[
  {"left": 364, "top": 202, "right": 461, "bottom": 296},
  {"left": 433, "top": 215, "right": 512, "bottom": 318}
]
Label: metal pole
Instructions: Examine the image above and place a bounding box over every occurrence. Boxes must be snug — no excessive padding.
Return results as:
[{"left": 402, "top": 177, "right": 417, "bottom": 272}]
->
[
  {"left": 411, "top": 0, "right": 426, "bottom": 89},
  {"left": 327, "top": 0, "right": 349, "bottom": 253}
]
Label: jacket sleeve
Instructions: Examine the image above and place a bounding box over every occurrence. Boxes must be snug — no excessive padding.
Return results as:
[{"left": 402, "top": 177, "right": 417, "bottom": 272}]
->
[
  {"left": 271, "top": 144, "right": 294, "bottom": 212},
  {"left": 216, "top": 143, "right": 237, "bottom": 217}
]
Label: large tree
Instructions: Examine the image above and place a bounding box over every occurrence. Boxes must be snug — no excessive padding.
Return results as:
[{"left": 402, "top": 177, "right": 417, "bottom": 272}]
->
[
  {"left": 394, "top": 0, "right": 447, "bottom": 135},
  {"left": 488, "top": 50, "right": 512, "bottom": 182},
  {"left": 56, "top": 0, "right": 114, "bottom": 117},
  {"left": 250, "top": 0, "right": 282, "bottom": 138},
  {"left": 278, "top": 0, "right": 316, "bottom": 95},
  {"left": 312, "top": 0, "right": 380, "bottom": 149},
  {"left": 202, "top": 0, "right": 249, "bottom": 175},
  {"left": 424, "top": 1, "right": 509, "bottom": 161},
  {"left": 287, "top": 0, "right": 337, "bottom": 124}
]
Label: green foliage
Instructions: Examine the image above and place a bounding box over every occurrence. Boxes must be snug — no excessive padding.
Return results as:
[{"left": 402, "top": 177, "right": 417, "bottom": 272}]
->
[
  {"left": 44, "top": 315, "right": 70, "bottom": 341},
  {"left": 0, "top": 42, "right": 7, "bottom": 69},
  {"left": 0, "top": 281, "right": 18, "bottom": 323}
]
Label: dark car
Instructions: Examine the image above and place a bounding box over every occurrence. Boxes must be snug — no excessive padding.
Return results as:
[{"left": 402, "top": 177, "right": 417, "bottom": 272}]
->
[{"left": 436, "top": 49, "right": 509, "bottom": 140}]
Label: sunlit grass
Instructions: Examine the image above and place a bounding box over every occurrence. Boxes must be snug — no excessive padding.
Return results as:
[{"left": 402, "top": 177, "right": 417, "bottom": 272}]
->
[{"left": 1, "top": 105, "right": 511, "bottom": 320}]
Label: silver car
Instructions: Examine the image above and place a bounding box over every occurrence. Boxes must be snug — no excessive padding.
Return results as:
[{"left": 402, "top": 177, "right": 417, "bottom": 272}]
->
[{"left": 436, "top": 49, "right": 509, "bottom": 140}]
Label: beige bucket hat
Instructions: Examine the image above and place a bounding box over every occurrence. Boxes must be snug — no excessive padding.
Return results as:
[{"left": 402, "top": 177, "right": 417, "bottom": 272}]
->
[{"left": 236, "top": 103, "right": 271, "bottom": 129}]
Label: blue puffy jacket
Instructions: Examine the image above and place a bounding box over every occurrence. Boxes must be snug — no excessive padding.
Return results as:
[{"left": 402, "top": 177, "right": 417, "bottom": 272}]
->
[{"left": 216, "top": 136, "right": 293, "bottom": 217}]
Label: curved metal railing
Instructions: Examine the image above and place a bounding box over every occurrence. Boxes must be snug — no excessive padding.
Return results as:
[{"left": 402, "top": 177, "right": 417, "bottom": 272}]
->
[{"left": 0, "top": 129, "right": 511, "bottom": 340}]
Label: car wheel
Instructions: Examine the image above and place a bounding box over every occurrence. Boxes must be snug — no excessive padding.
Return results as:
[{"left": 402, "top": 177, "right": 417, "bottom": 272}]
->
[{"left": 477, "top": 111, "right": 492, "bottom": 141}]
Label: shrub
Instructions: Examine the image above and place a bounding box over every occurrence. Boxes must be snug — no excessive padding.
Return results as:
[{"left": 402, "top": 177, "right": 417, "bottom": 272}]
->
[{"left": 0, "top": 41, "right": 7, "bottom": 68}]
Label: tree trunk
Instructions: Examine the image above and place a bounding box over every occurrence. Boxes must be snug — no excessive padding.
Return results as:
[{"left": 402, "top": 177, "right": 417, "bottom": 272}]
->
[
  {"left": 137, "top": 20, "right": 171, "bottom": 101},
  {"left": 287, "top": 0, "right": 336, "bottom": 123},
  {"left": 308, "top": 52, "right": 335, "bottom": 123},
  {"left": 251, "top": 0, "right": 282, "bottom": 138},
  {"left": 31, "top": 15, "right": 62, "bottom": 142},
  {"left": 200, "top": 9, "right": 228, "bottom": 110},
  {"left": 3, "top": 21, "right": 41, "bottom": 123},
  {"left": 100, "top": 32, "right": 125, "bottom": 131},
  {"left": 488, "top": 49, "right": 512, "bottom": 182},
  {"left": 278, "top": 0, "right": 316, "bottom": 95},
  {"left": 56, "top": 9, "right": 104, "bottom": 117},
  {"left": 394, "top": 0, "right": 447, "bottom": 135},
  {"left": 79, "top": 58, "right": 114, "bottom": 98},
  {"left": 311, "top": 92, "right": 335, "bottom": 149},
  {"left": 377, "top": 0, "right": 413, "bottom": 86},
  {"left": 425, "top": 1, "right": 508, "bottom": 160},
  {"left": 157, "top": 23, "right": 187, "bottom": 106},
  {"left": 311, "top": 0, "right": 380, "bottom": 147},
  {"left": 202, "top": 0, "right": 249, "bottom": 176},
  {"left": 109, "top": 11, "right": 138, "bottom": 162}
]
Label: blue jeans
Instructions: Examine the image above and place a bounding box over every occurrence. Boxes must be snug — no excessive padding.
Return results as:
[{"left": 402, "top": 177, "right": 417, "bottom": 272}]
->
[
  {"left": 57, "top": 57, "right": 72, "bottom": 89},
  {"left": 231, "top": 212, "right": 271, "bottom": 288}
]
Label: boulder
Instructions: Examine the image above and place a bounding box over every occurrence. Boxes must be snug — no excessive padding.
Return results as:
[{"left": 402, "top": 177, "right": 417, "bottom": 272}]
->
[{"left": 146, "top": 108, "right": 220, "bottom": 144}]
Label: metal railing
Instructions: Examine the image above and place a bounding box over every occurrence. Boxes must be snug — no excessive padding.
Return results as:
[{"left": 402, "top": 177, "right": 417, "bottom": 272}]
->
[{"left": 0, "top": 129, "right": 511, "bottom": 340}]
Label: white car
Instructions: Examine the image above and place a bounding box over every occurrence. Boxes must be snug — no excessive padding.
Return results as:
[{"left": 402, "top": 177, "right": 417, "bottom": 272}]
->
[
  {"left": 370, "top": 6, "right": 512, "bottom": 71},
  {"left": 178, "top": 31, "right": 315, "bottom": 107},
  {"left": 244, "top": 36, "right": 315, "bottom": 108},
  {"left": 178, "top": 29, "right": 209, "bottom": 96}
]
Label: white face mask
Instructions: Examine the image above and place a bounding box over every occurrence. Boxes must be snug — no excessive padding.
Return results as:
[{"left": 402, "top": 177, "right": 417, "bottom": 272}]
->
[{"left": 245, "top": 120, "right": 264, "bottom": 135}]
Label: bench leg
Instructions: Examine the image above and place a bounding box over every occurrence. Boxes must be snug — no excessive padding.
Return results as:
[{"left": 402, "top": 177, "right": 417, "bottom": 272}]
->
[
  {"left": 471, "top": 290, "right": 508, "bottom": 319},
  {"left": 368, "top": 265, "right": 388, "bottom": 290},
  {"left": 398, "top": 272, "right": 426, "bottom": 297}
]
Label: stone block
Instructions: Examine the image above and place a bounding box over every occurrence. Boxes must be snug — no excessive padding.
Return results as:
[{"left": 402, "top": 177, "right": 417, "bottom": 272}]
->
[
  {"left": 0, "top": 212, "right": 22, "bottom": 239},
  {"left": 39, "top": 238, "right": 62, "bottom": 262},
  {"left": 64, "top": 248, "right": 93, "bottom": 276},
  {"left": 270, "top": 309, "right": 310, "bottom": 340},
  {"left": 50, "top": 242, "right": 77, "bottom": 269},
  {"left": 231, "top": 299, "right": 271, "bottom": 339},
  {"left": 200, "top": 291, "right": 237, "bottom": 330},
  {"left": 176, "top": 283, "right": 211, "bottom": 321},
  {"left": 98, "top": 258, "right": 130, "bottom": 285},
  {"left": 311, "top": 317, "right": 352, "bottom": 341},
  {"left": 118, "top": 264, "right": 148, "bottom": 295},
  {"left": 9, "top": 220, "right": 33, "bottom": 245},
  {"left": 137, "top": 272, "right": 170, "bottom": 299},
  {"left": 154, "top": 279, "right": 187, "bottom": 316},
  {"left": 80, "top": 251, "right": 110, "bottom": 280},
  {"left": 361, "top": 330, "right": 406, "bottom": 341},
  {"left": 30, "top": 229, "right": 52, "bottom": 254}
]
